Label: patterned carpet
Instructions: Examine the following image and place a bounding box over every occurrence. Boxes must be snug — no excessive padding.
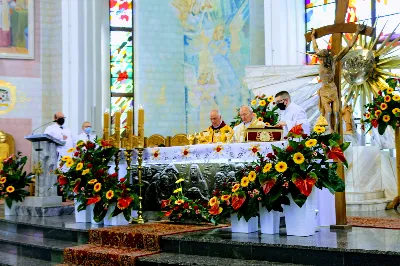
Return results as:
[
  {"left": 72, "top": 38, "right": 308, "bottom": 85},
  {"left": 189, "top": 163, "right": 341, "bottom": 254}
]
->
[
  {"left": 62, "top": 222, "right": 224, "bottom": 266},
  {"left": 348, "top": 216, "right": 400, "bottom": 229}
]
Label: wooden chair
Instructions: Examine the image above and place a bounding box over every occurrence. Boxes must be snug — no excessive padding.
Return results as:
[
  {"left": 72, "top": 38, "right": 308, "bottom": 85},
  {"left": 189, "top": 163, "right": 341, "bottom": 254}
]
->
[
  {"left": 146, "top": 134, "right": 167, "bottom": 148},
  {"left": 169, "top": 134, "right": 189, "bottom": 147}
]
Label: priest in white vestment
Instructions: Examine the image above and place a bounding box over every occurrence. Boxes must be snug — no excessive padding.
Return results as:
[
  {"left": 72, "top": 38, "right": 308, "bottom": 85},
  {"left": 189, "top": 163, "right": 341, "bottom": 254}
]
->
[
  {"left": 232, "top": 105, "right": 265, "bottom": 142},
  {"left": 275, "top": 91, "right": 310, "bottom": 135},
  {"left": 44, "top": 112, "right": 74, "bottom": 158}
]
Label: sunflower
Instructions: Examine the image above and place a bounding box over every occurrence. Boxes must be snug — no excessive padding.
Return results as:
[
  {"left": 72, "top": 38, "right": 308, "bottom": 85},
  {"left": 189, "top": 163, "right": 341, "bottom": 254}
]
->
[
  {"left": 232, "top": 183, "right": 240, "bottom": 192},
  {"left": 0, "top": 177, "right": 6, "bottom": 184},
  {"left": 275, "top": 162, "right": 288, "bottom": 173},
  {"left": 259, "top": 100, "right": 266, "bottom": 106},
  {"left": 106, "top": 190, "right": 114, "bottom": 200},
  {"left": 305, "top": 139, "right": 317, "bottom": 148},
  {"left": 293, "top": 152, "right": 305, "bottom": 164},
  {"left": 241, "top": 176, "right": 249, "bottom": 187},
  {"left": 258, "top": 117, "right": 263, "bottom": 122},
  {"left": 267, "top": 96, "right": 274, "bottom": 102},
  {"left": 248, "top": 171, "right": 257, "bottom": 182},
  {"left": 62, "top": 156, "right": 71, "bottom": 162},
  {"left": 375, "top": 110, "right": 382, "bottom": 117},
  {"left": 365, "top": 113, "right": 371, "bottom": 119},
  {"left": 387, "top": 88, "right": 394, "bottom": 94},
  {"left": 384, "top": 95, "right": 392, "bottom": 102},
  {"left": 175, "top": 199, "right": 185, "bottom": 205},
  {"left": 209, "top": 196, "right": 218, "bottom": 206},
  {"left": 265, "top": 122, "right": 271, "bottom": 127},
  {"left": 67, "top": 147, "right": 75, "bottom": 153},
  {"left": 392, "top": 108, "right": 400, "bottom": 114},
  {"left": 221, "top": 195, "right": 231, "bottom": 201},
  {"left": 76, "top": 163, "right": 83, "bottom": 171},
  {"left": 383, "top": 115, "right": 390, "bottom": 122},
  {"left": 251, "top": 99, "right": 257, "bottom": 106},
  {"left": 88, "top": 179, "right": 97, "bottom": 185},
  {"left": 66, "top": 159, "right": 74, "bottom": 168},
  {"left": 263, "top": 163, "right": 272, "bottom": 173},
  {"left": 6, "top": 186, "right": 15, "bottom": 193},
  {"left": 313, "top": 126, "right": 326, "bottom": 134},
  {"left": 94, "top": 183, "right": 101, "bottom": 192},
  {"left": 381, "top": 103, "right": 388, "bottom": 110},
  {"left": 82, "top": 169, "right": 90, "bottom": 175},
  {"left": 173, "top": 187, "right": 182, "bottom": 194},
  {"left": 393, "top": 94, "right": 400, "bottom": 101}
]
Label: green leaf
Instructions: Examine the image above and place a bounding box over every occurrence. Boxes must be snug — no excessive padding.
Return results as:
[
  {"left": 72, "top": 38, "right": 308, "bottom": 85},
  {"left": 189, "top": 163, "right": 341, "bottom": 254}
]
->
[
  {"left": 5, "top": 198, "right": 13, "bottom": 209},
  {"left": 340, "top": 142, "right": 351, "bottom": 152},
  {"left": 93, "top": 202, "right": 107, "bottom": 222},
  {"left": 378, "top": 122, "right": 388, "bottom": 135}
]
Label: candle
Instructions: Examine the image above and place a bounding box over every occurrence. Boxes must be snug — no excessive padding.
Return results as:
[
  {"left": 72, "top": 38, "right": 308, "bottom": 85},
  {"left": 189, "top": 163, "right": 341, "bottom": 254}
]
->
[
  {"left": 104, "top": 109, "right": 110, "bottom": 128},
  {"left": 127, "top": 107, "right": 133, "bottom": 128},
  {"left": 138, "top": 106, "right": 144, "bottom": 147},
  {"left": 115, "top": 109, "right": 121, "bottom": 129}
]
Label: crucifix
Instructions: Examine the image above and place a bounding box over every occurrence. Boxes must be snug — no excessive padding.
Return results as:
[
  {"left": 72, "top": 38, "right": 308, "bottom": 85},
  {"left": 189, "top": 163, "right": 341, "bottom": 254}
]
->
[{"left": 304, "top": 0, "right": 374, "bottom": 228}]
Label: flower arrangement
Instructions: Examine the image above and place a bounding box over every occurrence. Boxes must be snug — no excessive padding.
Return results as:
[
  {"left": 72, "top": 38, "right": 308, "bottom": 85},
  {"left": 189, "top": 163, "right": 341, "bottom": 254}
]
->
[
  {"left": 0, "top": 152, "right": 33, "bottom": 208},
  {"left": 230, "top": 94, "right": 279, "bottom": 128},
  {"left": 362, "top": 77, "right": 400, "bottom": 135},
  {"left": 55, "top": 139, "right": 138, "bottom": 222},
  {"left": 160, "top": 178, "right": 210, "bottom": 223}
]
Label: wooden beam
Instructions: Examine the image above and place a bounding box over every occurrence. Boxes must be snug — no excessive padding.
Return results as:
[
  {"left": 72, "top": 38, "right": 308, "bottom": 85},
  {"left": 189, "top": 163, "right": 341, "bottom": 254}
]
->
[{"left": 304, "top": 23, "right": 374, "bottom": 42}]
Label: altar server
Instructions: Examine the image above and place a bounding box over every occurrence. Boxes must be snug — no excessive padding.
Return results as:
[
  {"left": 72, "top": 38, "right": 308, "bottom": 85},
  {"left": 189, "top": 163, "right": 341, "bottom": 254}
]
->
[
  {"left": 44, "top": 112, "right": 74, "bottom": 158},
  {"left": 232, "top": 105, "right": 265, "bottom": 142},
  {"left": 76, "top": 121, "right": 96, "bottom": 143},
  {"left": 275, "top": 91, "right": 310, "bottom": 135}
]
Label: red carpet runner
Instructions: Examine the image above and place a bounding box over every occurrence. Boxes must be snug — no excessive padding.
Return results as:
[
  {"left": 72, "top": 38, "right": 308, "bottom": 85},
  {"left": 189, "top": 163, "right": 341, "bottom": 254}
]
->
[
  {"left": 62, "top": 222, "right": 224, "bottom": 266},
  {"left": 348, "top": 216, "right": 400, "bottom": 229}
]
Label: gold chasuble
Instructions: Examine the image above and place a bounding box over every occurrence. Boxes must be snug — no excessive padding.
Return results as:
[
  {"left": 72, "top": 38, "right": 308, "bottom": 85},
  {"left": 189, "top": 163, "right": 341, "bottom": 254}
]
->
[
  {"left": 205, "top": 121, "right": 232, "bottom": 143},
  {"left": 232, "top": 117, "right": 265, "bottom": 143}
]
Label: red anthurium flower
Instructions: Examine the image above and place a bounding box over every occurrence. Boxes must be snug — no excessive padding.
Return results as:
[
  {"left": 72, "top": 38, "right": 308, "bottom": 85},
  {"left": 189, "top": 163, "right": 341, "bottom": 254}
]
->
[
  {"left": 57, "top": 175, "right": 68, "bottom": 186},
  {"left": 164, "top": 210, "right": 173, "bottom": 217},
  {"left": 231, "top": 192, "right": 246, "bottom": 211},
  {"left": 117, "top": 197, "right": 133, "bottom": 210},
  {"left": 119, "top": 178, "right": 126, "bottom": 183},
  {"left": 292, "top": 175, "right": 317, "bottom": 197},
  {"left": 327, "top": 147, "right": 346, "bottom": 163},
  {"left": 286, "top": 146, "right": 294, "bottom": 152},
  {"left": 262, "top": 178, "right": 276, "bottom": 195},
  {"left": 289, "top": 124, "right": 304, "bottom": 136},
  {"left": 73, "top": 179, "right": 81, "bottom": 193},
  {"left": 161, "top": 199, "right": 170, "bottom": 209},
  {"left": 371, "top": 119, "right": 378, "bottom": 128},
  {"left": 86, "top": 195, "right": 101, "bottom": 206}
]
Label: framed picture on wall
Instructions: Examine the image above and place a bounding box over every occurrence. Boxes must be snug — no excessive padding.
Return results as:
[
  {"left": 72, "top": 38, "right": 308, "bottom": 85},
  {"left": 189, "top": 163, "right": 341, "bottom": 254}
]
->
[{"left": 0, "top": 0, "right": 34, "bottom": 59}]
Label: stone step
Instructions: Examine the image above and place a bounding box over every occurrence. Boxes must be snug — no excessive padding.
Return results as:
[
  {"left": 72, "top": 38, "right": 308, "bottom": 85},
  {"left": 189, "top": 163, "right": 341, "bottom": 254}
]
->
[
  {"left": 0, "top": 230, "right": 80, "bottom": 263},
  {"left": 0, "top": 250, "right": 58, "bottom": 266},
  {"left": 345, "top": 190, "right": 386, "bottom": 201},
  {"left": 137, "top": 253, "right": 309, "bottom": 266},
  {"left": 346, "top": 198, "right": 392, "bottom": 212}
]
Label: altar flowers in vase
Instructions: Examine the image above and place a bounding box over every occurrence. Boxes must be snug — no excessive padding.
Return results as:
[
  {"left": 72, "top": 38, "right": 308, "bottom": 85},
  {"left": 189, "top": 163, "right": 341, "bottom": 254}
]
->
[
  {"left": 160, "top": 178, "right": 210, "bottom": 223},
  {"left": 230, "top": 94, "right": 279, "bottom": 127},
  {"left": 362, "top": 77, "right": 400, "bottom": 135},
  {"left": 0, "top": 152, "right": 34, "bottom": 215}
]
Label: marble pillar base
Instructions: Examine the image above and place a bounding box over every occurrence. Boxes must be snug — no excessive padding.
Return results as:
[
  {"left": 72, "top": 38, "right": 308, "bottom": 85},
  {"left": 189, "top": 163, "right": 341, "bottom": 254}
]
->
[
  {"left": 15, "top": 205, "right": 74, "bottom": 217},
  {"left": 22, "top": 196, "right": 62, "bottom": 207}
]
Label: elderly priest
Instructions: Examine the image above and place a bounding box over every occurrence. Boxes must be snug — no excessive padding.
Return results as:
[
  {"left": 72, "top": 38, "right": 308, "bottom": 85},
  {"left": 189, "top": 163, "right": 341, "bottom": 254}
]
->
[
  {"left": 206, "top": 110, "right": 232, "bottom": 143},
  {"left": 232, "top": 105, "right": 265, "bottom": 142}
]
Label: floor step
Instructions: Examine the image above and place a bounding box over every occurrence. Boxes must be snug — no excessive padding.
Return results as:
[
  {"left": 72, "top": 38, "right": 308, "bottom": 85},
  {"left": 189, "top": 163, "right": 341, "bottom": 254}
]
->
[
  {"left": 345, "top": 190, "right": 386, "bottom": 201},
  {"left": 0, "top": 250, "right": 58, "bottom": 266},
  {"left": 137, "top": 253, "right": 308, "bottom": 266},
  {"left": 346, "top": 198, "right": 392, "bottom": 212},
  {"left": 0, "top": 230, "right": 80, "bottom": 263}
]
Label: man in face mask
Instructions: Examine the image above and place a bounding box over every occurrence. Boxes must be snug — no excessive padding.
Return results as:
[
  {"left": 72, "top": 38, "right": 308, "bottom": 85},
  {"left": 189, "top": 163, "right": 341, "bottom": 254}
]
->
[
  {"left": 275, "top": 91, "right": 310, "bottom": 136},
  {"left": 44, "top": 112, "right": 74, "bottom": 157},
  {"left": 76, "top": 121, "right": 96, "bottom": 143}
]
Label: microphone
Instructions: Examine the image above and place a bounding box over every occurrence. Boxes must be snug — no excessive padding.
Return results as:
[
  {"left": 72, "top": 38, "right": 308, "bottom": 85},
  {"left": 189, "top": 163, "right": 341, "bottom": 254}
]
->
[{"left": 32, "top": 121, "right": 56, "bottom": 134}]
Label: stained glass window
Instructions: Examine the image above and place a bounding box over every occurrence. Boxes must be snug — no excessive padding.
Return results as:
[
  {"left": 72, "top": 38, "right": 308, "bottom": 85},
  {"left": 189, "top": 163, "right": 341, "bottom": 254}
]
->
[{"left": 110, "top": 0, "right": 134, "bottom": 134}]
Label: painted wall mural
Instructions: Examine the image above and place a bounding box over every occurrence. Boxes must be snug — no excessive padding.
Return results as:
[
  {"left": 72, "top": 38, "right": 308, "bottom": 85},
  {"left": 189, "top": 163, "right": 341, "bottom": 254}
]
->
[{"left": 171, "top": 0, "right": 251, "bottom": 132}]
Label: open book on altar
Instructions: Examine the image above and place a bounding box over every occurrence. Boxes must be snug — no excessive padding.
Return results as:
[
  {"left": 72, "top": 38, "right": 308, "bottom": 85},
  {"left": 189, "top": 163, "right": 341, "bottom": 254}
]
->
[{"left": 246, "top": 127, "right": 284, "bottom": 142}]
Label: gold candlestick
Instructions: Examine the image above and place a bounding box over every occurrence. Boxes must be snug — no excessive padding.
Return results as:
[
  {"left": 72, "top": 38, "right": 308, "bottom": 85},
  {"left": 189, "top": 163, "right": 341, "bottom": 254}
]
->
[
  {"left": 125, "top": 149, "right": 133, "bottom": 184},
  {"left": 138, "top": 106, "right": 144, "bottom": 147},
  {"left": 114, "top": 149, "right": 120, "bottom": 178},
  {"left": 131, "top": 147, "right": 145, "bottom": 224}
]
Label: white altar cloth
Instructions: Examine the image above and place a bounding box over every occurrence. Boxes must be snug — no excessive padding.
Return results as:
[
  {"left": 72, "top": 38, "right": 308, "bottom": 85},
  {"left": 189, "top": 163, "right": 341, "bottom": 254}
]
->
[{"left": 132, "top": 141, "right": 286, "bottom": 164}]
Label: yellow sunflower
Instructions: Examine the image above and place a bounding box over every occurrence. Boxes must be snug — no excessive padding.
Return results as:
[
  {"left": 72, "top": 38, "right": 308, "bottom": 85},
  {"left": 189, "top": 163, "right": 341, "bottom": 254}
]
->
[
  {"left": 384, "top": 95, "right": 391, "bottom": 102},
  {"left": 251, "top": 100, "right": 257, "bottom": 106},
  {"left": 232, "top": 183, "right": 240, "bottom": 192},
  {"left": 76, "top": 163, "right": 83, "bottom": 171},
  {"left": 62, "top": 156, "right": 71, "bottom": 162},
  {"left": 267, "top": 96, "right": 274, "bottom": 102},
  {"left": 241, "top": 176, "right": 249, "bottom": 187},
  {"left": 106, "top": 190, "right": 114, "bottom": 200},
  {"left": 263, "top": 163, "right": 272, "bottom": 173},
  {"left": 82, "top": 169, "right": 90, "bottom": 175},
  {"left": 293, "top": 152, "right": 305, "bottom": 164},
  {"left": 0, "top": 177, "right": 6, "bottom": 184},
  {"left": 393, "top": 94, "right": 400, "bottom": 101},
  {"left": 265, "top": 122, "right": 271, "bottom": 127},
  {"left": 88, "top": 179, "right": 97, "bottom": 185},
  {"left": 6, "top": 186, "right": 15, "bottom": 193},
  {"left": 259, "top": 100, "right": 266, "bottom": 106},
  {"left": 67, "top": 147, "right": 75, "bottom": 153},
  {"left": 275, "top": 162, "right": 288, "bottom": 173},
  {"left": 392, "top": 108, "right": 400, "bottom": 114},
  {"left": 175, "top": 199, "right": 185, "bottom": 205},
  {"left": 381, "top": 103, "right": 388, "bottom": 110},
  {"left": 258, "top": 117, "right": 263, "bottom": 122},
  {"left": 248, "top": 171, "right": 257, "bottom": 182},
  {"left": 387, "top": 88, "right": 394, "bottom": 94},
  {"left": 66, "top": 159, "right": 74, "bottom": 168},
  {"left": 313, "top": 126, "right": 326, "bottom": 134},
  {"left": 94, "top": 183, "right": 101, "bottom": 192},
  {"left": 209, "top": 196, "right": 218, "bottom": 206},
  {"left": 383, "top": 115, "right": 390, "bottom": 122},
  {"left": 365, "top": 113, "right": 371, "bottom": 119},
  {"left": 221, "top": 195, "right": 231, "bottom": 201},
  {"left": 375, "top": 110, "right": 382, "bottom": 117},
  {"left": 305, "top": 139, "right": 317, "bottom": 148}
]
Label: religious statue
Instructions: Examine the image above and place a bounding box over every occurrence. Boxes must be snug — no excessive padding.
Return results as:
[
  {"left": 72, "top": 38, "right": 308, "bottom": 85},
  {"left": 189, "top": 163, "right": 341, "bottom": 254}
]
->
[
  {"left": 341, "top": 104, "right": 354, "bottom": 133},
  {"left": 144, "top": 173, "right": 172, "bottom": 211},
  {"left": 0, "top": 131, "right": 10, "bottom": 169},
  {"left": 187, "top": 164, "right": 209, "bottom": 199},
  {"left": 311, "top": 24, "right": 365, "bottom": 132}
]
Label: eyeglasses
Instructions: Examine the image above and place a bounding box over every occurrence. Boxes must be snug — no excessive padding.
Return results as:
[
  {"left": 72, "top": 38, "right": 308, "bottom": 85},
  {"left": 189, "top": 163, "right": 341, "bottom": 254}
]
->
[{"left": 277, "top": 99, "right": 287, "bottom": 104}]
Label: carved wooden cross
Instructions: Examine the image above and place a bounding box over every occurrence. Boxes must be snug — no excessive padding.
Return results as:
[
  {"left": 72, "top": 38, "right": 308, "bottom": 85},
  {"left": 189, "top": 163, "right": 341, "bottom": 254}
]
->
[{"left": 304, "top": 0, "right": 374, "bottom": 227}]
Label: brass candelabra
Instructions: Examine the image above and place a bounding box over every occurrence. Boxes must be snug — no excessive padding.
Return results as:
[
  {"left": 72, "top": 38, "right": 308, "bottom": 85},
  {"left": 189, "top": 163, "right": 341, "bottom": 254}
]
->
[
  {"left": 125, "top": 149, "right": 134, "bottom": 184},
  {"left": 131, "top": 147, "right": 145, "bottom": 224}
]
